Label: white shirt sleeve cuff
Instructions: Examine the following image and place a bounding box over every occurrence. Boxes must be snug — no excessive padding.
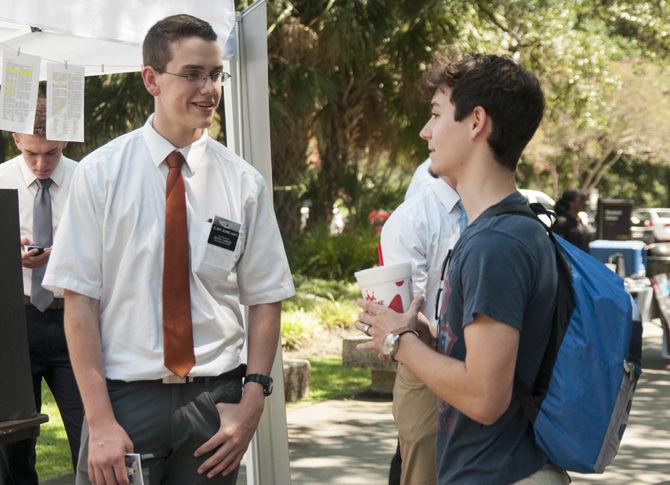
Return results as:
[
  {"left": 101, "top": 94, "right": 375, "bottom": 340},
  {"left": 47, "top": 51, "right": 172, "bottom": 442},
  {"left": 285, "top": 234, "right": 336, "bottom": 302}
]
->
[{"left": 42, "top": 276, "right": 101, "bottom": 300}]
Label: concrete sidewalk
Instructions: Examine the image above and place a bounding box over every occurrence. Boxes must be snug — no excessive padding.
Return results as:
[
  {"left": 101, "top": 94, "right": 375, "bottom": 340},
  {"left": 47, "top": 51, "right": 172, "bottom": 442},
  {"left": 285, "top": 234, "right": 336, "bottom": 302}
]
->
[
  {"left": 570, "top": 320, "right": 670, "bottom": 485},
  {"left": 285, "top": 398, "right": 395, "bottom": 484},
  {"left": 267, "top": 321, "right": 670, "bottom": 484},
  {"left": 45, "top": 321, "right": 670, "bottom": 485}
]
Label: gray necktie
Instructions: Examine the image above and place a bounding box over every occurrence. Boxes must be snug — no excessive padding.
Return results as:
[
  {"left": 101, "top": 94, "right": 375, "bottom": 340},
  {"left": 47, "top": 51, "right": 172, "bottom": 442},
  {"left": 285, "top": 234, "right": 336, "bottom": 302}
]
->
[
  {"left": 31, "top": 178, "right": 54, "bottom": 312},
  {"left": 456, "top": 199, "right": 468, "bottom": 233}
]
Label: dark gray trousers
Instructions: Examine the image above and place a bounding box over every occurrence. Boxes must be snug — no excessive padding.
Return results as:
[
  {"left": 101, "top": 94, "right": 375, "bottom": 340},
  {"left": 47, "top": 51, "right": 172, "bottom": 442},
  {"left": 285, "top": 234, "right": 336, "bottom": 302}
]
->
[{"left": 76, "top": 369, "right": 243, "bottom": 485}]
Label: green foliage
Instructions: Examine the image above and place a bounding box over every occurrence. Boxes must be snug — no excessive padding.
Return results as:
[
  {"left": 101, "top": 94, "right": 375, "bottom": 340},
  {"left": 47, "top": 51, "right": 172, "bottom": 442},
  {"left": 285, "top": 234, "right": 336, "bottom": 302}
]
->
[
  {"left": 261, "top": 0, "right": 670, "bottom": 230},
  {"left": 597, "top": 157, "right": 669, "bottom": 208},
  {"left": 36, "top": 387, "right": 72, "bottom": 481},
  {"left": 297, "top": 275, "right": 360, "bottom": 300},
  {"left": 346, "top": 174, "right": 407, "bottom": 227},
  {"left": 264, "top": 0, "right": 463, "bottom": 226},
  {"left": 301, "top": 356, "right": 371, "bottom": 403},
  {"left": 287, "top": 224, "right": 378, "bottom": 280},
  {"left": 315, "top": 297, "right": 359, "bottom": 330},
  {"left": 285, "top": 275, "right": 360, "bottom": 310},
  {"left": 281, "top": 276, "right": 360, "bottom": 350},
  {"left": 601, "top": 2, "right": 670, "bottom": 59},
  {"left": 281, "top": 309, "right": 318, "bottom": 351}
]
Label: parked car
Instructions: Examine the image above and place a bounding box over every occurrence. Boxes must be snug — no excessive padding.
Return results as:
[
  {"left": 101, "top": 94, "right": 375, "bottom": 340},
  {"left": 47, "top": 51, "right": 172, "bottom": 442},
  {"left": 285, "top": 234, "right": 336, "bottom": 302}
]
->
[
  {"left": 631, "top": 208, "right": 670, "bottom": 242},
  {"left": 518, "top": 189, "right": 596, "bottom": 236},
  {"left": 518, "top": 189, "right": 555, "bottom": 210},
  {"left": 518, "top": 189, "right": 556, "bottom": 226}
]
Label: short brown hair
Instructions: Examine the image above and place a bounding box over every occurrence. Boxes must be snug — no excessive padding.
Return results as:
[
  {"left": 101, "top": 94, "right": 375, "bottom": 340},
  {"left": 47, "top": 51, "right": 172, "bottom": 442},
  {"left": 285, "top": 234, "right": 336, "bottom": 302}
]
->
[
  {"left": 32, "top": 97, "right": 47, "bottom": 137},
  {"left": 422, "top": 54, "right": 545, "bottom": 171},
  {"left": 143, "top": 14, "right": 217, "bottom": 71}
]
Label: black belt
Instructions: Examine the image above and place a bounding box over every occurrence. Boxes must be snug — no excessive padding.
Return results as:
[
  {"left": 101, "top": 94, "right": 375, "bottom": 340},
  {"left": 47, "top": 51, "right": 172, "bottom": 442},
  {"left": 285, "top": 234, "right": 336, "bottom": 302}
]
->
[
  {"left": 24, "top": 296, "right": 65, "bottom": 310},
  {"left": 107, "top": 364, "right": 247, "bottom": 385}
]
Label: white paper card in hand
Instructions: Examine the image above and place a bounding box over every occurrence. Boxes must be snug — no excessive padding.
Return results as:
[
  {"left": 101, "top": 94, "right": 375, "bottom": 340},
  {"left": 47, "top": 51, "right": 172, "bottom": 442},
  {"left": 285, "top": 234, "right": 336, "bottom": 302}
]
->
[{"left": 125, "top": 453, "right": 145, "bottom": 485}]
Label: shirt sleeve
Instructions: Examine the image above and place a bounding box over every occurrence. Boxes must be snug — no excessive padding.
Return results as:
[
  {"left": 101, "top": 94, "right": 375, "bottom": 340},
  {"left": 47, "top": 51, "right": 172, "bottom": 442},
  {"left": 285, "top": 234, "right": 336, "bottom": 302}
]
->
[
  {"left": 380, "top": 203, "right": 428, "bottom": 299},
  {"left": 42, "top": 162, "right": 104, "bottom": 299},
  {"left": 459, "top": 230, "right": 536, "bottom": 331},
  {"left": 236, "top": 172, "right": 295, "bottom": 306}
]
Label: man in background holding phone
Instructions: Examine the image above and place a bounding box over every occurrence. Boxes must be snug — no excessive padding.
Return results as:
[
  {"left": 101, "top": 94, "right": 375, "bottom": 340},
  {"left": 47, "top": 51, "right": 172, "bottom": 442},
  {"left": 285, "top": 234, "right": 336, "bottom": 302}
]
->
[{"left": 0, "top": 97, "right": 83, "bottom": 484}]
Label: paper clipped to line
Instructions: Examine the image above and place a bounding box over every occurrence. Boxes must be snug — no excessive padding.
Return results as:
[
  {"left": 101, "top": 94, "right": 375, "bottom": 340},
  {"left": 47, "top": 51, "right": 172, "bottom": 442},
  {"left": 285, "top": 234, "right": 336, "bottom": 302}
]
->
[
  {"left": 47, "top": 62, "right": 85, "bottom": 142},
  {"left": 0, "top": 49, "right": 40, "bottom": 134}
]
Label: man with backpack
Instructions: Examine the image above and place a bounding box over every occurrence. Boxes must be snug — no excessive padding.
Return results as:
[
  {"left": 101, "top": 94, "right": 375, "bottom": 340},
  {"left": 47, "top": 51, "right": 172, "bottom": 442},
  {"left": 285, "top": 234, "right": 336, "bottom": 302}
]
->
[{"left": 357, "top": 54, "right": 569, "bottom": 484}]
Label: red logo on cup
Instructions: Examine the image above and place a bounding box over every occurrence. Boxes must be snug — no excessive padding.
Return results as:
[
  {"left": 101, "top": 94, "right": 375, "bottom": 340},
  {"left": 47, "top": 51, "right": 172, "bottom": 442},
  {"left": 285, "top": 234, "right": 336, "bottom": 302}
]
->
[{"left": 389, "top": 294, "right": 404, "bottom": 313}]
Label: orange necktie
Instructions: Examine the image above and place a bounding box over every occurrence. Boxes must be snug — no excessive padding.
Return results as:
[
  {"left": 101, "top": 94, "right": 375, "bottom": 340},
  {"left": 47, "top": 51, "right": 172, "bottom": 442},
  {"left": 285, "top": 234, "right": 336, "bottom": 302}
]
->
[{"left": 163, "top": 151, "right": 195, "bottom": 378}]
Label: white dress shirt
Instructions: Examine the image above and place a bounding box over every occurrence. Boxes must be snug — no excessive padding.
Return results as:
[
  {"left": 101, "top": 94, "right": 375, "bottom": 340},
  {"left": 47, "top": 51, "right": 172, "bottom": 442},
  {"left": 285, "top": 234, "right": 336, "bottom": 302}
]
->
[
  {"left": 44, "top": 117, "right": 296, "bottom": 380},
  {"left": 381, "top": 177, "right": 462, "bottom": 328},
  {"left": 404, "top": 158, "right": 433, "bottom": 200},
  {"left": 0, "top": 153, "right": 77, "bottom": 298}
]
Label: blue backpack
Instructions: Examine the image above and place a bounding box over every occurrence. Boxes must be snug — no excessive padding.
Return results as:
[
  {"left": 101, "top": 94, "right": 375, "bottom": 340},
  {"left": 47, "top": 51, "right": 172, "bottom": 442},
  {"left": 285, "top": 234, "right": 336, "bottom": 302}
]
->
[{"left": 491, "top": 203, "right": 642, "bottom": 473}]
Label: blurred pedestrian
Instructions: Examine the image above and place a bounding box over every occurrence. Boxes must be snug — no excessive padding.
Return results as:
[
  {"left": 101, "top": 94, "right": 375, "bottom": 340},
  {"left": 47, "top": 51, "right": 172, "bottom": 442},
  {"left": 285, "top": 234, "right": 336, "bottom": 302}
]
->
[{"left": 552, "top": 189, "right": 590, "bottom": 251}]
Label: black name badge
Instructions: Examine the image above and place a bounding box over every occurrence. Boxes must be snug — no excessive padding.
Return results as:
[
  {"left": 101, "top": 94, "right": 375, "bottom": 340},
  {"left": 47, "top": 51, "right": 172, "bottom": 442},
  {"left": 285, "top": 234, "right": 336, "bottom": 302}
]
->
[{"left": 208, "top": 216, "right": 240, "bottom": 251}]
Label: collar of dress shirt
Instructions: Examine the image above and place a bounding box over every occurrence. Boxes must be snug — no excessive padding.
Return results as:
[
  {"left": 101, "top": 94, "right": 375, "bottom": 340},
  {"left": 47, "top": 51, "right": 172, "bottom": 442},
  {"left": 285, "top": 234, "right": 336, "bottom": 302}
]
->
[
  {"left": 142, "top": 114, "right": 209, "bottom": 174},
  {"left": 430, "top": 177, "right": 461, "bottom": 214},
  {"left": 18, "top": 153, "right": 65, "bottom": 189}
]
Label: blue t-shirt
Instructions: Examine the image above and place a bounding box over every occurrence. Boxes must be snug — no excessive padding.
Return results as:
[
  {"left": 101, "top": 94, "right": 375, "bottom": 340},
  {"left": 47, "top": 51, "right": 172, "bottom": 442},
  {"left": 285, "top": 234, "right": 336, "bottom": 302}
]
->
[{"left": 436, "top": 192, "right": 558, "bottom": 484}]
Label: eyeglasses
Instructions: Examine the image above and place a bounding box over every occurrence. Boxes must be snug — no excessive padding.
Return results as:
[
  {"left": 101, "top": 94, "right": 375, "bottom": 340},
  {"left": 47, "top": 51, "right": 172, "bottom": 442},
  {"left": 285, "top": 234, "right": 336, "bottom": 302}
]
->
[
  {"left": 434, "top": 249, "right": 453, "bottom": 322},
  {"left": 155, "top": 69, "right": 231, "bottom": 86}
]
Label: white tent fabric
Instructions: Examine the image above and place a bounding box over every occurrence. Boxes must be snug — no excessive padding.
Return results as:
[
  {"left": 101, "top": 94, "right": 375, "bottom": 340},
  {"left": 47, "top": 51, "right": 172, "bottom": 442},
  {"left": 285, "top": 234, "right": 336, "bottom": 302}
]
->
[{"left": 0, "top": 0, "right": 236, "bottom": 79}]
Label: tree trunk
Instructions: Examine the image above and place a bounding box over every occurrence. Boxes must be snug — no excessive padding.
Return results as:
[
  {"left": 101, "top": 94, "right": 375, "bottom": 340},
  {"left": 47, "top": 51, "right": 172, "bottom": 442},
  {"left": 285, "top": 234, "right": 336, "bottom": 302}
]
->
[
  {"left": 271, "top": 138, "right": 309, "bottom": 242},
  {"left": 309, "top": 145, "right": 341, "bottom": 228},
  {"left": 268, "top": 96, "right": 314, "bottom": 242},
  {"left": 310, "top": 106, "right": 350, "bottom": 228}
]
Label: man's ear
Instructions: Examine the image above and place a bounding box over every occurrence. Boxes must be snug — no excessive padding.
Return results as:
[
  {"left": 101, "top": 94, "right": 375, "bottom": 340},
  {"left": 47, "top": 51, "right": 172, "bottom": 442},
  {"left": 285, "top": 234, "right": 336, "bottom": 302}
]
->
[
  {"left": 470, "top": 106, "right": 489, "bottom": 139},
  {"left": 142, "top": 66, "right": 161, "bottom": 97},
  {"left": 12, "top": 133, "right": 21, "bottom": 149}
]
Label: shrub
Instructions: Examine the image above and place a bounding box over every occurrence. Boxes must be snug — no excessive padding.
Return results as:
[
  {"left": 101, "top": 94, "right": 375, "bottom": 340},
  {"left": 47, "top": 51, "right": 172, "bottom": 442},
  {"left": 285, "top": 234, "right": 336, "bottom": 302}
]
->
[
  {"left": 282, "top": 276, "right": 360, "bottom": 342},
  {"left": 292, "top": 275, "right": 360, "bottom": 300},
  {"left": 287, "top": 224, "right": 379, "bottom": 280},
  {"left": 315, "top": 297, "right": 359, "bottom": 330},
  {"left": 281, "top": 309, "right": 318, "bottom": 351}
]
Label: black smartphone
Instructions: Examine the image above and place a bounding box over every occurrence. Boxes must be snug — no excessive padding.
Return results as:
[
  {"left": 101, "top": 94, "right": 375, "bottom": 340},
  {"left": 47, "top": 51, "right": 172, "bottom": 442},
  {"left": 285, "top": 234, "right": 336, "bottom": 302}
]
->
[{"left": 26, "top": 244, "right": 45, "bottom": 255}]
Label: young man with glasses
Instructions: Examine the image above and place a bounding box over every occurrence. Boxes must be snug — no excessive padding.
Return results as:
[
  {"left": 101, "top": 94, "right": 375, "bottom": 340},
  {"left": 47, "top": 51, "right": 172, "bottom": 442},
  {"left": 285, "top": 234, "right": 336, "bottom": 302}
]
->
[
  {"left": 357, "top": 54, "right": 568, "bottom": 484},
  {"left": 44, "top": 14, "right": 294, "bottom": 485}
]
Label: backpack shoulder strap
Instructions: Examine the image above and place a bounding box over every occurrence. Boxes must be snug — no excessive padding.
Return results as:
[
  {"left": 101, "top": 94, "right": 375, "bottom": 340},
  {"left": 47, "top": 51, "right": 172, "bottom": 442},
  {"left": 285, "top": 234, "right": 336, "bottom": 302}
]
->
[
  {"left": 484, "top": 202, "right": 552, "bottom": 226},
  {"left": 483, "top": 201, "right": 575, "bottom": 424}
]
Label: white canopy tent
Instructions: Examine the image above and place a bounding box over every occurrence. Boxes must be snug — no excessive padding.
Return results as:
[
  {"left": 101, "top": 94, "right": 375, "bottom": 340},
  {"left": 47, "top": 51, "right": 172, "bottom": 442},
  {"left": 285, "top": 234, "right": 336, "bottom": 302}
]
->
[
  {"left": 0, "top": 0, "right": 290, "bottom": 483},
  {"left": 0, "top": 0, "right": 236, "bottom": 77}
]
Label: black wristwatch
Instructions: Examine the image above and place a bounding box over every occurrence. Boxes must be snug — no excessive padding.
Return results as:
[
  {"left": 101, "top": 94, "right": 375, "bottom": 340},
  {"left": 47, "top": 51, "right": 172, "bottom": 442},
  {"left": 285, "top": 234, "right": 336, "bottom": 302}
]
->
[{"left": 244, "top": 373, "right": 273, "bottom": 397}]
